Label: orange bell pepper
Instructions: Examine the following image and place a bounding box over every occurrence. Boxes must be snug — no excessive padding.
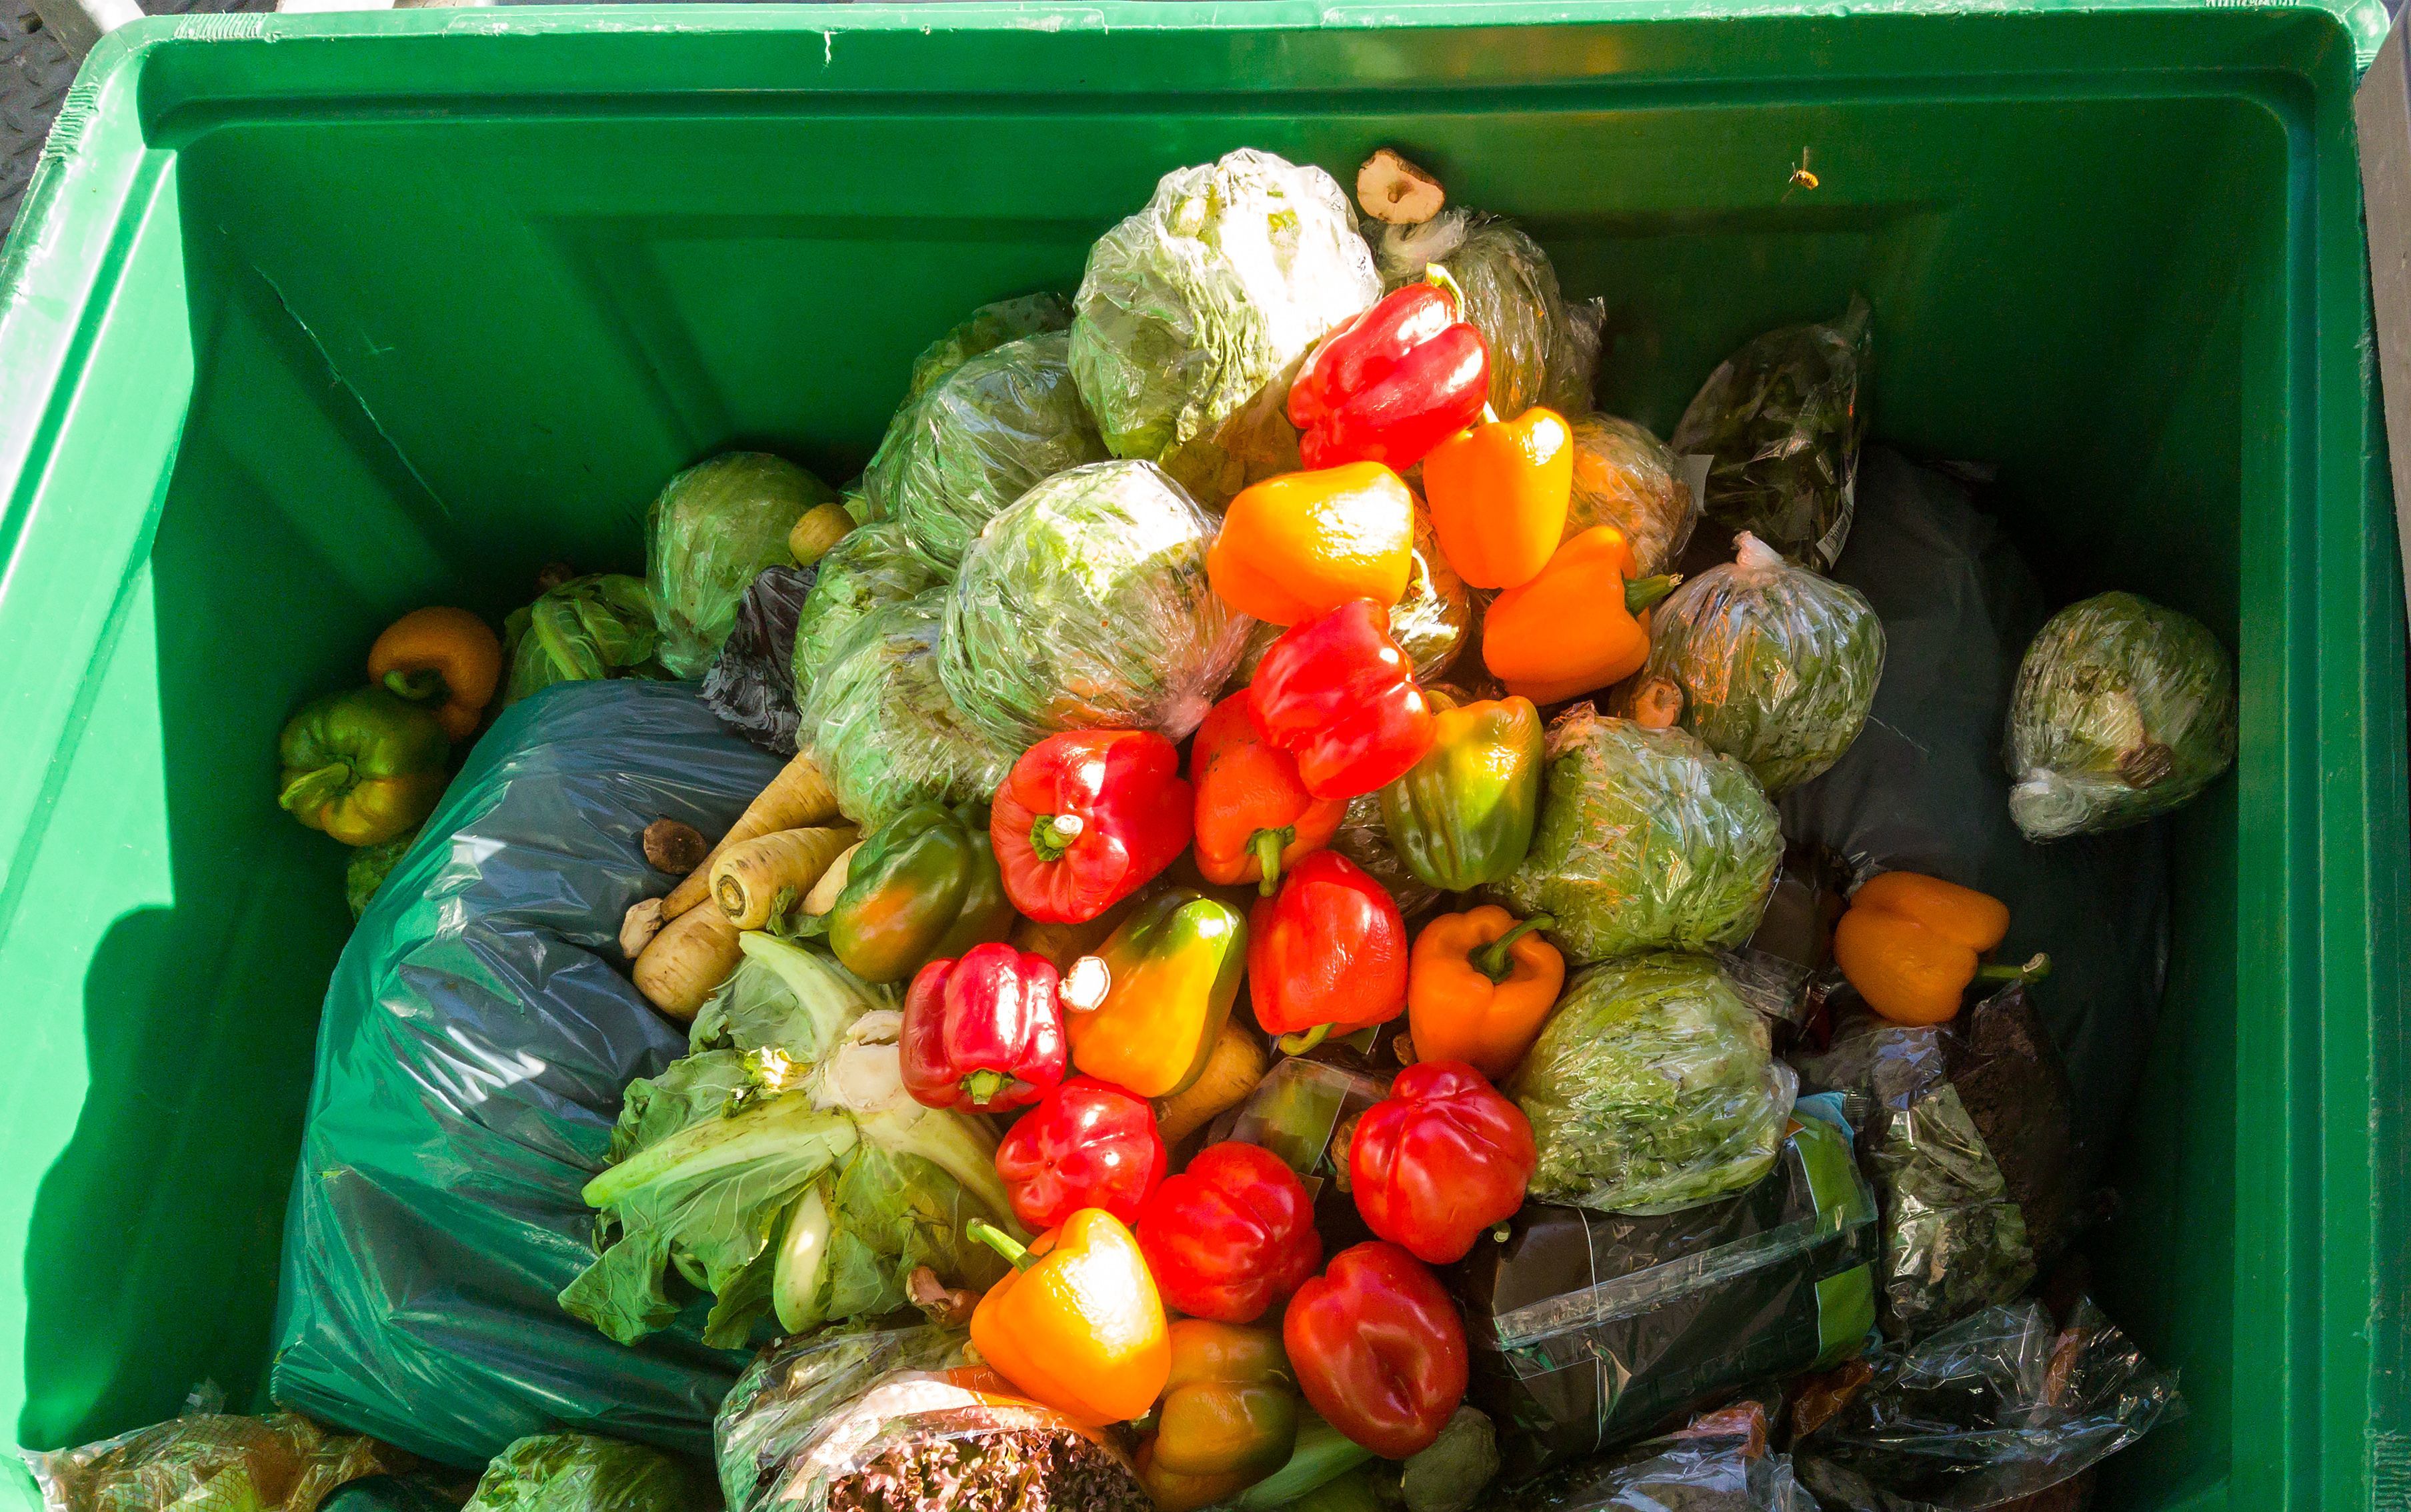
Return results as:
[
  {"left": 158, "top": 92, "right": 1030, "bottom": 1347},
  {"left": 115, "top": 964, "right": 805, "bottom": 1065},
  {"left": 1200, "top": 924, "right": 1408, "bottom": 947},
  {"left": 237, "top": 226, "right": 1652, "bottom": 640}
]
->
[
  {"left": 1832, "top": 871, "right": 2050, "bottom": 1026},
  {"left": 1406, "top": 905, "right": 1566, "bottom": 1082},
  {"left": 1208, "top": 463, "right": 1416, "bottom": 626},
  {"left": 369, "top": 607, "right": 504, "bottom": 741},
  {"left": 967, "top": 1209, "right": 1171, "bottom": 1427},
  {"left": 1482, "top": 526, "right": 1680, "bottom": 704},
  {"left": 1422, "top": 407, "right": 1574, "bottom": 590},
  {"left": 1191, "top": 692, "right": 1347, "bottom": 895}
]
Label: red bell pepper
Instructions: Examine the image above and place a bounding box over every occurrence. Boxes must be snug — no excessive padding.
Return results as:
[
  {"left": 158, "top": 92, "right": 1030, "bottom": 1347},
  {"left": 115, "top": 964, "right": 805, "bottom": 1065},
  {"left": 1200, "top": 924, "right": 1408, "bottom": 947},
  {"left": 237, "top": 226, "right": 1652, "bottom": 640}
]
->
[
  {"left": 1248, "top": 599, "right": 1436, "bottom": 801},
  {"left": 1289, "top": 273, "right": 1491, "bottom": 472},
  {"left": 992, "top": 729, "right": 1192, "bottom": 925},
  {"left": 1191, "top": 692, "right": 1347, "bottom": 897},
  {"left": 1346, "top": 1060, "right": 1537, "bottom": 1264},
  {"left": 993, "top": 1075, "right": 1167, "bottom": 1231},
  {"left": 899, "top": 942, "right": 1067, "bottom": 1114},
  {"left": 1283, "top": 1241, "right": 1468, "bottom": 1459},
  {"left": 1249, "top": 850, "right": 1408, "bottom": 1056},
  {"left": 1135, "top": 1142, "right": 1322, "bottom": 1325}
]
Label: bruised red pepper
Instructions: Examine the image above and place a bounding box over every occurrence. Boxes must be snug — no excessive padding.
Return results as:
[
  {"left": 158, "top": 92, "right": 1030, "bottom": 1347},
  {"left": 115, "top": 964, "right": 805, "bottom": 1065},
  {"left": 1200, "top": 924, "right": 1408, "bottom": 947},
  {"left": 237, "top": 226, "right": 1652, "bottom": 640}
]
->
[
  {"left": 1191, "top": 692, "right": 1346, "bottom": 896},
  {"left": 1346, "top": 1060, "right": 1537, "bottom": 1264},
  {"left": 898, "top": 942, "right": 1067, "bottom": 1114},
  {"left": 1135, "top": 1142, "right": 1322, "bottom": 1325},
  {"left": 1248, "top": 599, "right": 1435, "bottom": 801},
  {"left": 1283, "top": 1241, "right": 1468, "bottom": 1459},
  {"left": 1248, "top": 850, "right": 1409, "bottom": 1056},
  {"left": 992, "top": 729, "right": 1192, "bottom": 925},
  {"left": 993, "top": 1075, "right": 1167, "bottom": 1231},
  {"left": 1289, "top": 273, "right": 1491, "bottom": 472}
]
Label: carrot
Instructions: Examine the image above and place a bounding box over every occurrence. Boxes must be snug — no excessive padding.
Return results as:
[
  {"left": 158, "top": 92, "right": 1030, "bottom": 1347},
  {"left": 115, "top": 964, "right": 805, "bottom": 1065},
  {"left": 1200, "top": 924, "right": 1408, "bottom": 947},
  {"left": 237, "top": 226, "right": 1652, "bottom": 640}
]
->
[
  {"left": 633, "top": 903, "right": 744, "bottom": 1021},
  {"left": 1153, "top": 1019, "right": 1270, "bottom": 1150},
  {"left": 661, "top": 750, "right": 841, "bottom": 920},
  {"left": 713, "top": 825, "right": 859, "bottom": 931}
]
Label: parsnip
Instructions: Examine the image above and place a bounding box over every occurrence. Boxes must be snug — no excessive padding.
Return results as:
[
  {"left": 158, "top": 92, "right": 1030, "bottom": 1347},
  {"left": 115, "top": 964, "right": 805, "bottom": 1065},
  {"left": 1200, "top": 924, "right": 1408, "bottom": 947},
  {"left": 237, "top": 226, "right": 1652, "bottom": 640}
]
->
[
  {"left": 633, "top": 903, "right": 743, "bottom": 1021},
  {"left": 661, "top": 750, "right": 840, "bottom": 920},
  {"left": 713, "top": 825, "right": 859, "bottom": 931}
]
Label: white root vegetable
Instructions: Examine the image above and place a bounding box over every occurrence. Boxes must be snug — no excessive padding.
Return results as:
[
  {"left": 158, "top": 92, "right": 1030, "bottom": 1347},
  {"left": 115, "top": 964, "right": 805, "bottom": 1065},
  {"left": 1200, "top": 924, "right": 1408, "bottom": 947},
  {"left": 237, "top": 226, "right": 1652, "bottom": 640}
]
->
[
  {"left": 633, "top": 903, "right": 743, "bottom": 1021},
  {"left": 661, "top": 751, "right": 841, "bottom": 920},
  {"left": 713, "top": 825, "right": 859, "bottom": 930}
]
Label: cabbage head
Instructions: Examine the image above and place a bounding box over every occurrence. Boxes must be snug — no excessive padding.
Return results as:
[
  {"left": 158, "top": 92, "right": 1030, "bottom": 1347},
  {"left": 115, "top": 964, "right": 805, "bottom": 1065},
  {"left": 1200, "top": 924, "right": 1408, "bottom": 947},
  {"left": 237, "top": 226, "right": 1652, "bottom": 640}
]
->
[
  {"left": 464, "top": 1434, "right": 714, "bottom": 1512},
  {"left": 1375, "top": 209, "right": 1599, "bottom": 420},
  {"left": 790, "top": 522, "right": 944, "bottom": 706},
  {"left": 647, "top": 453, "right": 836, "bottom": 678},
  {"left": 499, "top": 573, "right": 663, "bottom": 708},
  {"left": 905, "top": 292, "right": 1073, "bottom": 403},
  {"left": 1566, "top": 414, "right": 1700, "bottom": 577},
  {"left": 799, "top": 590, "right": 1015, "bottom": 831}
]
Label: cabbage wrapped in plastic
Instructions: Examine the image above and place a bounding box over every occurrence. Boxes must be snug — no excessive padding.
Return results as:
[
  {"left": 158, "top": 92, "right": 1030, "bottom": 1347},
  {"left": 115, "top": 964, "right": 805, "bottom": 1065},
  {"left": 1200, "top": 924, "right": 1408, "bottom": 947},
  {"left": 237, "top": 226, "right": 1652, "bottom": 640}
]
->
[
  {"left": 800, "top": 591, "right": 1015, "bottom": 831},
  {"left": 499, "top": 573, "right": 663, "bottom": 708},
  {"left": 1374, "top": 209, "right": 1600, "bottom": 420},
  {"left": 1071, "top": 149, "right": 1382, "bottom": 505},
  {"left": 1508, "top": 953, "right": 1796, "bottom": 1214},
  {"left": 1566, "top": 414, "right": 1700, "bottom": 577},
  {"left": 791, "top": 522, "right": 945, "bottom": 705},
  {"left": 647, "top": 452, "right": 837, "bottom": 677},
  {"left": 1232, "top": 507, "right": 1469, "bottom": 687},
  {"left": 1672, "top": 297, "right": 1872, "bottom": 571},
  {"left": 941, "top": 459, "right": 1247, "bottom": 748},
  {"left": 1491, "top": 705, "right": 1782, "bottom": 963},
  {"left": 2004, "top": 591, "right": 2236, "bottom": 839},
  {"left": 905, "top": 293, "right": 1074, "bottom": 403},
  {"left": 463, "top": 1434, "right": 714, "bottom": 1512},
  {"left": 855, "top": 331, "right": 1110, "bottom": 571},
  {"left": 1640, "top": 532, "right": 1886, "bottom": 795}
]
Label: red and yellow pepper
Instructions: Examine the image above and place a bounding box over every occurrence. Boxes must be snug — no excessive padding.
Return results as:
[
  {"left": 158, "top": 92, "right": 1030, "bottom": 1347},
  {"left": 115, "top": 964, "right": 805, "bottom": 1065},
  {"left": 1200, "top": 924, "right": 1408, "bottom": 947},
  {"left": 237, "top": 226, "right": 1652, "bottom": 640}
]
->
[
  {"left": 1061, "top": 889, "right": 1250, "bottom": 1099},
  {"left": 1248, "top": 850, "right": 1408, "bottom": 1056},
  {"left": 1283, "top": 1241, "right": 1468, "bottom": 1459},
  {"left": 1344, "top": 1059, "right": 1537, "bottom": 1265},
  {"left": 991, "top": 729, "right": 1191, "bottom": 925},
  {"left": 898, "top": 942, "right": 1067, "bottom": 1114},
  {"left": 993, "top": 1075, "right": 1167, "bottom": 1230},
  {"left": 1249, "top": 599, "right": 1435, "bottom": 801},
  {"left": 1135, "top": 1320, "right": 1302, "bottom": 1512},
  {"left": 1287, "top": 273, "right": 1491, "bottom": 473},
  {"left": 968, "top": 1209, "right": 1170, "bottom": 1427},
  {"left": 1135, "top": 1141, "right": 1322, "bottom": 1325}
]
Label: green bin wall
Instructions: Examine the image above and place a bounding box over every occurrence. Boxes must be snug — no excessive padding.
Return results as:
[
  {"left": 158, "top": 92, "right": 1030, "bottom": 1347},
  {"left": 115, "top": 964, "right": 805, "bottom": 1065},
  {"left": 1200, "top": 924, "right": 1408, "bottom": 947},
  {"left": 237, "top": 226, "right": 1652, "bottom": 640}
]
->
[{"left": 0, "top": 5, "right": 2402, "bottom": 1509}]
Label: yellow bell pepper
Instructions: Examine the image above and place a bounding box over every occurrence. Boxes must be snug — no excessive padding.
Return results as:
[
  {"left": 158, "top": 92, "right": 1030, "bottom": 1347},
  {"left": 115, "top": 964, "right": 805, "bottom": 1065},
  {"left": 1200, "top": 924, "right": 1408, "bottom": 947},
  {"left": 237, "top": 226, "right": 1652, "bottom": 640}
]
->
[{"left": 967, "top": 1210, "right": 1171, "bottom": 1427}]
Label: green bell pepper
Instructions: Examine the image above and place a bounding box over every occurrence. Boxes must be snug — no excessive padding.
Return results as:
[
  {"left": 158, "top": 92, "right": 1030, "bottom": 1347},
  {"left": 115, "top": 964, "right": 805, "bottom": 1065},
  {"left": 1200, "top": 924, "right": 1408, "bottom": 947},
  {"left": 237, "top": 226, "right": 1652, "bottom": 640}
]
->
[
  {"left": 1377, "top": 694, "right": 1544, "bottom": 891},
  {"left": 828, "top": 801, "right": 1017, "bottom": 983},
  {"left": 277, "top": 685, "right": 451, "bottom": 847}
]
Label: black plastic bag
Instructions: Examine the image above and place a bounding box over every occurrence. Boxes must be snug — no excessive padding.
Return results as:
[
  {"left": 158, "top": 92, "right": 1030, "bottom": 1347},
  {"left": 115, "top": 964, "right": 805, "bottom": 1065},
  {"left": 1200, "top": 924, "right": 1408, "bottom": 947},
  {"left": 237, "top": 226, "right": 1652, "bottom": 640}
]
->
[
  {"left": 702, "top": 565, "right": 816, "bottom": 755},
  {"left": 271, "top": 681, "right": 786, "bottom": 1467},
  {"left": 1778, "top": 449, "right": 2170, "bottom": 1182}
]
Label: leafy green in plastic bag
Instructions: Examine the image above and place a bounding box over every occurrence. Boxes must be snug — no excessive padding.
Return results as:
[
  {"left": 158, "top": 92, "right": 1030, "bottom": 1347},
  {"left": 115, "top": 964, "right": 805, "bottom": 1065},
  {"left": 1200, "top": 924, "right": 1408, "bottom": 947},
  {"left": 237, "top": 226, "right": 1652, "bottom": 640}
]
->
[
  {"left": 715, "top": 1326, "right": 969, "bottom": 1512},
  {"left": 499, "top": 573, "right": 663, "bottom": 708},
  {"left": 941, "top": 459, "right": 1247, "bottom": 749},
  {"left": 1491, "top": 706, "right": 1783, "bottom": 964},
  {"left": 647, "top": 452, "right": 837, "bottom": 678},
  {"left": 2003, "top": 590, "right": 2236, "bottom": 839},
  {"left": 1508, "top": 953, "right": 1795, "bottom": 1214},
  {"left": 799, "top": 590, "right": 1015, "bottom": 831},
  {"left": 1565, "top": 414, "right": 1700, "bottom": 577},
  {"left": 790, "top": 521, "right": 945, "bottom": 707},
  {"left": 463, "top": 1435, "right": 713, "bottom": 1512},
  {"left": 1374, "top": 208, "right": 1600, "bottom": 420},
  {"left": 903, "top": 293, "right": 1075, "bottom": 405},
  {"left": 1641, "top": 531, "right": 1886, "bottom": 795}
]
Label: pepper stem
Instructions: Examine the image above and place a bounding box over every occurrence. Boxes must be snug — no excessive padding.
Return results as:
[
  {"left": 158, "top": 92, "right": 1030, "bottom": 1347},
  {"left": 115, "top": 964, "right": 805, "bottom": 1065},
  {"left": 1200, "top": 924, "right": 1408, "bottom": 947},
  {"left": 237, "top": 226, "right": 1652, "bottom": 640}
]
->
[
  {"left": 1475, "top": 914, "right": 1554, "bottom": 981},
  {"left": 1976, "top": 951, "right": 2052, "bottom": 985},
  {"left": 966, "top": 1219, "right": 1033, "bottom": 1272},
  {"left": 277, "top": 762, "right": 352, "bottom": 816},
  {"left": 1276, "top": 1023, "right": 1334, "bottom": 1057},
  {"left": 1626, "top": 574, "right": 1682, "bottom": 615},
  {"left": 1422, "top": 263, "right": 1468, "bottom": 315},
  {"left": 383, "top": 667, "right": 447, "bottom": 704},
  {"left": 1250, "top": 827, "right": 1293, "bottom": 897},
  {"left": 1028, "top": 812, "right": 1084, "bottom": 864},
  {"left": 961, "top": 1069, "right": 1013, "bottom": 1106}
]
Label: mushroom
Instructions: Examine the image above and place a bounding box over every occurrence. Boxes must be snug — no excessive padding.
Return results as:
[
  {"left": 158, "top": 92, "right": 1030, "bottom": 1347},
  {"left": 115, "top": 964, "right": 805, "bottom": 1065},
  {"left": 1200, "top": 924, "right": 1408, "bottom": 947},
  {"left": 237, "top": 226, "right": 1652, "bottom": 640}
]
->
[{"left": 1357, "top": 148, "right": 1446, "bottom": 226}]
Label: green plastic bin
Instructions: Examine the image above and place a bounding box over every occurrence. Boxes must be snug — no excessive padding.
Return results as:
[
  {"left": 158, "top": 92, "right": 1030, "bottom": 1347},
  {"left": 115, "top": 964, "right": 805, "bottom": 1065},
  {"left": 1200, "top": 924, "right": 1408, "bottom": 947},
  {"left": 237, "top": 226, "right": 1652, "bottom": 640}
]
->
[{"left": 0, "top": 1, "right": 2404, "bottom": 1507}]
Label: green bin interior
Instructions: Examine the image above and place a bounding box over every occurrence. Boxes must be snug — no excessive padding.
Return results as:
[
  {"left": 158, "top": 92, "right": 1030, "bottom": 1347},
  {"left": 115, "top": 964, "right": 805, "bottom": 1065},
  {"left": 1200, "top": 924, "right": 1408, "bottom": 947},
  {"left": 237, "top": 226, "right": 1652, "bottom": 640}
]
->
[{"left": 0, "top": 4, "right": 2404, "bottom": 1509}]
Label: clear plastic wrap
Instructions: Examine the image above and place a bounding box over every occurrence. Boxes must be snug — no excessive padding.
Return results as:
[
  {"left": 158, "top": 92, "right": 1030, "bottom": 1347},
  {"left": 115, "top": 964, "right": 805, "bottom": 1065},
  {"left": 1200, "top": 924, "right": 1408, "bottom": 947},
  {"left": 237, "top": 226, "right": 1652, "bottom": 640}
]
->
[
  {"left": 1070, "top": 149, "right": 1382, "bottom": 505},
  {"left": 1508, "top": 953, "right": 1800, "bottom": 1216},
  {"left": 939, "top": 459, "right": 1248, "bottom": 749},
  {"left": 714, "top": 1325, "right": 968, "bottom": 1512},
  {"left": 1795, "top": 1298, "right": 2182, "bottom": 1510},
  {"left": 1564, "top": 415, "right": 1700, "bottom": 577},
  {"left": 2004, "top": 590, "right": 2236, "bottom": 841},
  {"left": 461, "top": 1434, "right": 713, "bottom": 1512},
  {"left": 799, "top": 590, "right": 1017, "bottom": 831},
  {"left": 1452, "top": 1101, "right": 1876, "bottom": 1480},
  {"left": 1332, "top": 791, "right": 1444, "bottom": 920},
  {"left": 1639, "top": 532, "right": 1886, "bottom": 796},
  {"left": 855, "top": 331, "right": 1111, "bottom": 571},
  {"left": 1502, "top": 1440, "right": 1816, "bottom": 1512},
  {"left": 1672, "top": 297, "right": 1872, "bottom": 572},
  {"left": 25, "top": 1407, "right": 407, "bottom": 1512},
  {"left": 703, "top": 565, "right": 815, "bottom": 755},
  {"left": 1491, "top": 706, "right": 1784, "bottom": 964},
  {"left": 790, "top": 523, "right": 945, "bottom": 706},
  {"left": 1372, "top": 209, "right": 1601, "bottom": 420},
  {"left": 499, "top": 573, "right": 664, "bottom": 709},
  {"left": 903, "top": 293, "right": 1074, "bottom": 405},
  {"left": 646, "top": 453, "right": 836, "bottom": 678}
]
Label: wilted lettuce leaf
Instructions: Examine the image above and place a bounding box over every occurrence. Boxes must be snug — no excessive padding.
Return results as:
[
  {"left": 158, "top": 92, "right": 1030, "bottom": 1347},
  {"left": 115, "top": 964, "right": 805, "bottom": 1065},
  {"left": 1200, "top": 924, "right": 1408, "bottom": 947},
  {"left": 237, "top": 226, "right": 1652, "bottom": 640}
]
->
[
  {"left": 799, "top": 590, "right": 1015, "bottom": 831},
  {"left": 647, "top": 453, "right": 836, "bottom": 679},
  {"left": 499, "top": 574, "right": 663, "bottom": 709},
  {"left": 790, "top": 521, "right": 944, "bottom": 707},
  {"left": 463, "top": 1434, "right": 714, "bottom": 1512}
]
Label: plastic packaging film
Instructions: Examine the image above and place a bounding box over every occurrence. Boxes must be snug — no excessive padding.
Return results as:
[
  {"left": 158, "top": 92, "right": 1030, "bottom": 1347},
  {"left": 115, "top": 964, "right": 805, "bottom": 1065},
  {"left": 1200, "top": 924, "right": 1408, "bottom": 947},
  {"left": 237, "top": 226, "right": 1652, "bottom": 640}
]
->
[{"left": 799, "top": 589, "right": 1017, "bottom": 831}]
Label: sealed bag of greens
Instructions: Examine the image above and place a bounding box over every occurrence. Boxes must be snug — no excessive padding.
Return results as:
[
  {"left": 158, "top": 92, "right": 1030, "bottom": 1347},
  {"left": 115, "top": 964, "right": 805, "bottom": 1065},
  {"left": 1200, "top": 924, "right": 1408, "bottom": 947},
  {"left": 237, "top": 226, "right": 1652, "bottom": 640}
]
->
[
  {"left": 855, "top": 331, "right": 1111, "bottom": 571},
  {"left": 500, "top": 573, "right": 663, "bottom": 708},
  {"left": 2004, "top": 590, "right": 2236, "bottom": 840},
  {"left": 903, "top": 293, "right": 1074, "bottom": 405},
  {"left": 941, "top": 459, "right": 1247, "bottom": 749},
  {"left": 462, "top": 1435, "right": 713, "bottom": 1512},
  {"left": 1453, "top": 1097, "right": 1876, "bottom": 1481},
  {"left": 790, "top": 522, "right": 944, "bottom": 705},
  {"left": 703, "top": 565, "right": 815, "bottom": 756},
  {"left": 1510, "top": 953, "right": 1798, "bottom": 1214},
  {"left": 25, "top": 1404, "right": 407, "bottom": 1512},
  {"left": 716, "top": 1325, "right": 969, "bottom": 1512},
  {"left": 1491, "top": 705, "right": 1783, "bottom": 964},
  {"left": 1374, "top": 208, "right": 1602, "bottom": 420},
  {"left": 1071, "top": 149, "right": 1381, "bottom": 505},
  {"left": 799, "top": 590, "right": 1015, "bottom": 831},
  {"left": 1672, "top": 297, "right": 1872, "bottom": 572},
  {"left": 647, "top": 453, "right": 837, "bottom": 678},
  {"left": 1564, "top": 415, "right": 1701, "bottom": 578},
  {"left": 1639, "top": 531, "right": 1886, "bottom": 796}
]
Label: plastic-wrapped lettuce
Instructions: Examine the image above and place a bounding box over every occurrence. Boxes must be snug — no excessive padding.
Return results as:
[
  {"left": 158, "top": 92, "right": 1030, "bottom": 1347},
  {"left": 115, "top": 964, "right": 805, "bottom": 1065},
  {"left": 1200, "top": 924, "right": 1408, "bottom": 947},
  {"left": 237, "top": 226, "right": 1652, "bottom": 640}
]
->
[
  {"left": 647, "top": 453, "right": 836, "bottom": 678},
  {"left": 941, "top": 459, "right": 1248, "bottom": 748},
  {"left": 1231, "top": 505, "right": 1469, "bottom": 687},
  {"left": 1374, "top": 209, "right": 1601, "bottom": 420},
  {"left": 1508, "top": 953, "right": 1797, "bottom": 1214},
  {"left": 1672, "top": 297, "right": 1872, "bottom": 571},
  {"left": 715, "top": 1325, "right": 968, "bottom": 1512},
  {"left": 499, "top": 573, "right": 663, "bottom": 708},
  {"left": 905, "top": 293, "right": 1074, "bottom": 403},
  {"left": 855, "top": 331, "right": 1111, "bottom": 571},
  {"left": 1492, "top": 706, "right": 1783, "bottom": 963},
  {"left": 2004, "top": 591, "right": 2236, "bottom": 839},
  {"left": 463, "top": 1434, "right": 714, "bottom": 1512},
  {"left": 1565, "top": 415, "right": 1700, "bottom": 577},
  {"left": 791, "top": 522, "right": 945, "bottom": 705},
  {"left": 799, "top": 590, "right": 1015, "bottom": 831},
  {"left": 1640, "top": 531, "right": 1886, "bottom": 795},
  {"left": 1071, "top": 149, "right": 1382, "bottom": 505}
]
